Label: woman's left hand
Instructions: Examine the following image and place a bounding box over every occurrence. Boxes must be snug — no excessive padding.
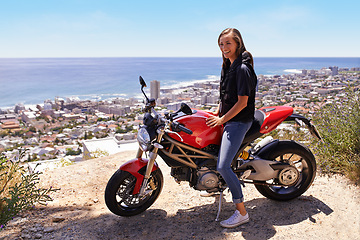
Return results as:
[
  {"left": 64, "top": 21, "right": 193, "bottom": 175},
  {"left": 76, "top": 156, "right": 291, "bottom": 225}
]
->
[{"left": 206, "top": 115, "right": 224, "bottom": 128}]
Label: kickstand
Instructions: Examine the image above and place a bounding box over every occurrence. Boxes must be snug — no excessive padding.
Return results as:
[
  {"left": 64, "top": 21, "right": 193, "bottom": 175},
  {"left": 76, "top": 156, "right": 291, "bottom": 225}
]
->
[{"left": 215, "top": 190, "right": 223, "bottom": 222}]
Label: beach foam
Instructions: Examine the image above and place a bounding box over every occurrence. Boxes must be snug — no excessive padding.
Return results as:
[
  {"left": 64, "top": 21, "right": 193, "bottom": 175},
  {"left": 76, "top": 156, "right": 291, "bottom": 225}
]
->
[
  {"left": 284, "top": 69, "right": 302, "bottom": 74},
  {"left": 161, "top": 75, "right": 219, "bottom": 90}
]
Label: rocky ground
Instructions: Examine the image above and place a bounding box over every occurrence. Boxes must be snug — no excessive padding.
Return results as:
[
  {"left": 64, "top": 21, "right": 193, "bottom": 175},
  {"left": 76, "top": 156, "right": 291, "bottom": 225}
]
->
[{"left": 1, "top": 150, "right": 359, "bottom": 240}]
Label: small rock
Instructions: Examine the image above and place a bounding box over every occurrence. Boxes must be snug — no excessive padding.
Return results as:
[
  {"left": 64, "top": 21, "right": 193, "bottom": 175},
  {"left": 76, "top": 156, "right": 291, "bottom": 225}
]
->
[
  {"left": 84, "top": 202, "right": 93, "bottom": 206},
  {"left": 21, "top": 234, "right": 32, "bottom": 239},
  {"left": 7, "top": 217, "right": 27, "bottom": 226},
  {"left": 44, "top": 227, "right": 55, "bottom": 233},
  {"left": 93, "top": 198, "right": 99, "bottom": 203},
  {"left": 34, "top": 233, "right": 43, "bottom": 239},
  {"left": 28, "top": 227, "right": 37, "bottom": 232},
  {"left": 52, "top": 216, "right": 65, "bottom": 223}
]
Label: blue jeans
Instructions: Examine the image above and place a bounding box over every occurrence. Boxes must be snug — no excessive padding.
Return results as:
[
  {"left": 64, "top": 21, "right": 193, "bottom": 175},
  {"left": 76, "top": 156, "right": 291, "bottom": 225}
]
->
[{"left": 217, "top": 121, "right": 252, "bottom": 203}]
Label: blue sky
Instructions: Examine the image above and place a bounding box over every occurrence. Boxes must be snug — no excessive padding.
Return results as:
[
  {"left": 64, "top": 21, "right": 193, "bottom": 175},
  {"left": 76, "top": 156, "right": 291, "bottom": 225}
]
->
[{"left": 1, "top": 0, "right": 359, "bottom": 58}]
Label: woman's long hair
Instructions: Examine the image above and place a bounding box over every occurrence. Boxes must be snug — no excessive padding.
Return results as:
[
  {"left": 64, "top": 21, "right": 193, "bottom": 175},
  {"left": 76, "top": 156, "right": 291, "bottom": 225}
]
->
[{"left": 218, "top": 28, "right": 254, "bottom": 68}]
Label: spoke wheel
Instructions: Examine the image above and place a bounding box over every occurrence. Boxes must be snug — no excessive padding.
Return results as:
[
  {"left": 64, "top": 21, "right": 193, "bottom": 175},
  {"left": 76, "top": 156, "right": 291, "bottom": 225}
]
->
[{"left": 105, "top": 169, "right": 163, "bottom": 216}]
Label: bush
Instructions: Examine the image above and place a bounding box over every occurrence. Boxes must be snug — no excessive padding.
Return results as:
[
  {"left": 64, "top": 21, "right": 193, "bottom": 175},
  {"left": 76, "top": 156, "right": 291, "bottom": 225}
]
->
[
  {"left": 55, "top": 158, "right": 74, "bottom": 167},
  {"left": 65, "top": 148, "right": 82, "bottom": 156},
  {"left": 0, "top": 153, "right": 57, "bottom": 230},
  {"left": 311, "top": 88, "right": 360, "bottom": 184},
  {"left": 91, "top": 149, "right": 110, "bottom": 159}
]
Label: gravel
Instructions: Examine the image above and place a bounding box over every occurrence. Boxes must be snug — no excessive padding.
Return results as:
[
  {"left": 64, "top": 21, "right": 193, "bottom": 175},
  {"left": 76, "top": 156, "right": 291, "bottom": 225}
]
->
[{"left": 1, "top": 150, "right": 359, "bottom": 240}]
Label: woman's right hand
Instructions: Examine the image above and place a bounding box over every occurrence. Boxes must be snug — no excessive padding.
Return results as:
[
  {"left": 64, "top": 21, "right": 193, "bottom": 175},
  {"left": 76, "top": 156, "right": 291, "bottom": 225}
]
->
[{"left": 206, "top": 115, "right": 224, "bottom": 128}]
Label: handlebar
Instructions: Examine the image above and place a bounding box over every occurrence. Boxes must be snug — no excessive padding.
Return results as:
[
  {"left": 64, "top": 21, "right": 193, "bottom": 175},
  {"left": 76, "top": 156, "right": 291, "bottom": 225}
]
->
[
  {"left": 147, "top": 103, "right": 192, "bottom": 135},
  {"left": 178, "top": 124, "right": 193, "bottom": 135},
  {"left": 171, "top": 121, "right": 193, "bottom": 135}
]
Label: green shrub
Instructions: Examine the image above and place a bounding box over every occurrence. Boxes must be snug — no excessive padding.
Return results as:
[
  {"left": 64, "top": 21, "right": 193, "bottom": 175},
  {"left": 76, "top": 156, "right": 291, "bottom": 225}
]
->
[
  {"left": 91, "top": 149, "right": 110, "bottom": 159},
  {"left": 311, "top": 88, "right": 360, "bottom": 184},
  {"left": 55, "top": 158, "right": 75, "bottom": 168},
  {"left": 0, "top": 153, "right": 57, "bottom": 230},
  {"left": 65, "top": 148, "right": 82, "bottom": 156}
]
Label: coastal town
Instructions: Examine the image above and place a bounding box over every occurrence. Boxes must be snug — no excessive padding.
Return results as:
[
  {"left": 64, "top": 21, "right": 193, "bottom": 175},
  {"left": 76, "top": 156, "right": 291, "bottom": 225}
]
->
[{"left": 0, "top": 66, "right": 359, "bottom": 168}]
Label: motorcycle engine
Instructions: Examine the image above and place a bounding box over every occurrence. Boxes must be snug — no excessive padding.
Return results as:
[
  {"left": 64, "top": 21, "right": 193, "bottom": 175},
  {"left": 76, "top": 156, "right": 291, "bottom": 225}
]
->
[{"left": 196, "top": 167, "right": 219, "bottom": 190}]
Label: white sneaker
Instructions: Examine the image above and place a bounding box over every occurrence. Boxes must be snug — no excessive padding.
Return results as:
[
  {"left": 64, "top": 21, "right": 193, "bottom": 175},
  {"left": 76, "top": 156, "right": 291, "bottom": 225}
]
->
[
  {"left": 200, "top": 191, "right": 216, "bottom": 197},
  {"left": 220, "top": 210, "right": 249, "bottom": 228}
]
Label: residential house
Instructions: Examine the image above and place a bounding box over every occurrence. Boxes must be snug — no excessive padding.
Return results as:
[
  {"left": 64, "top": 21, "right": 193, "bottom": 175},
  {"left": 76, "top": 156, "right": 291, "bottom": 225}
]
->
[{"left": 82, "top": 137, "right": 122, "bottom": 160}]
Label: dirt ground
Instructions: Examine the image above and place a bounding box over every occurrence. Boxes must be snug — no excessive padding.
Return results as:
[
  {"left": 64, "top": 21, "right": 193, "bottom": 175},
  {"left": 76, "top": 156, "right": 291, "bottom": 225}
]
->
[{"left": 1, "top": 150, "right": 359, "bottom": 240}]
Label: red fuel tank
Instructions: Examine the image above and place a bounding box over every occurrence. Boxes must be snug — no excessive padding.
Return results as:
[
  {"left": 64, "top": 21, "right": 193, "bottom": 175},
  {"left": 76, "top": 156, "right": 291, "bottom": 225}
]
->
[{"left": 167, "top": 110, "right": 223, "bottom": 149}]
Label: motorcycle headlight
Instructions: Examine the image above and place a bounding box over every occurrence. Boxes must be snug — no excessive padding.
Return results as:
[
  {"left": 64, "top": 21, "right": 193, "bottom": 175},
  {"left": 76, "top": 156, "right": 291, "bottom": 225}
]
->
[{"left": 137, "top": 127, "right": 151, "bottom": 151}]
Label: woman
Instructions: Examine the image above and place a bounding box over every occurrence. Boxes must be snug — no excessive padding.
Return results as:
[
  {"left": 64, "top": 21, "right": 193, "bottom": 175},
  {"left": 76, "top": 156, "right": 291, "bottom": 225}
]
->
[{"left": 206, "top": 28, "right": 257, "bottom": 228}]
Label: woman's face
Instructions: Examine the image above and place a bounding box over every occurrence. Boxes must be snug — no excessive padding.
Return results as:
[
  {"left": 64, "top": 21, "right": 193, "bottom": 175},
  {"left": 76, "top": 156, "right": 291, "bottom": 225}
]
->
[{"left": 219, "top": 33, "right": 238, "bottom": 63}]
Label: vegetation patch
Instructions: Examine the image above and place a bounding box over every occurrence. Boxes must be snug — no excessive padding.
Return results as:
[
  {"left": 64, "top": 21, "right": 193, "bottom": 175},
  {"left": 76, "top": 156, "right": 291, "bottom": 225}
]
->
[
  {"left": 0, "top": 153, "right": 57, "bottom": 230},
  {"left": 311, "top": 88, "right": 360, "bottom": 184}
]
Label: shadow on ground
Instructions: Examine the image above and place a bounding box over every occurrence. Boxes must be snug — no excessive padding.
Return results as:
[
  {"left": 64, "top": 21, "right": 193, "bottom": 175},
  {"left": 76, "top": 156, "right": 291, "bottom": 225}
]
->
[{"left": 1, "top": 194, "right": 333, "bottom": 240}]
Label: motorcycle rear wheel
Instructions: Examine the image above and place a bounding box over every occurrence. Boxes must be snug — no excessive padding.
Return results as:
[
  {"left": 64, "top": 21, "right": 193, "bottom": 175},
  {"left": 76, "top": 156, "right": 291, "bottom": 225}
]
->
[
  {"left": 105, "top": 169, "right": 163, "bottom": 216},
  {"left": 255, "top": 141, "right": 316, "bottom": 201}
]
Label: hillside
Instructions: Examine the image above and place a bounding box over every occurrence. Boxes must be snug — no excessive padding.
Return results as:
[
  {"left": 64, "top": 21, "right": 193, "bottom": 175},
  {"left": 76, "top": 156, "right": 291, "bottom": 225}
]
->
[{"left": 1, "top": 150, "right": 360, "bottom": 240}]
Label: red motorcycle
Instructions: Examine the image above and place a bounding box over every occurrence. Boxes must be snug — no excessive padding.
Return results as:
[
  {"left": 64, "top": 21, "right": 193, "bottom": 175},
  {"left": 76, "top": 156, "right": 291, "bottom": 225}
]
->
[{"left": 105, "top": 76, "right": 321, "bottom": 219}]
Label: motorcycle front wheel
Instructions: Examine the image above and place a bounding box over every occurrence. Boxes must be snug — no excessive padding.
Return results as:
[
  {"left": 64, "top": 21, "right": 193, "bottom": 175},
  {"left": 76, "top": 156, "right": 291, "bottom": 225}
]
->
[
  {"left": 255, "top": 141, "right": 316, "bottom": 201},
  {"left": 105, "top": 169, "right": 163, "bottom": 216}
]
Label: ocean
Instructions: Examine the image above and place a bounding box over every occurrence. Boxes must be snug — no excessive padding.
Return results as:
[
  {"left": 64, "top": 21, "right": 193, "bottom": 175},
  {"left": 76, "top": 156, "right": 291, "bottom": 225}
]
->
[{"left": 0, "top": 57, "right": 359, "bottom": 109}]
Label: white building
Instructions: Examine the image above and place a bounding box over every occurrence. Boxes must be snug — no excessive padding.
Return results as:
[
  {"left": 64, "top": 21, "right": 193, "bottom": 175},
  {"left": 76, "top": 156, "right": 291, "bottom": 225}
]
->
[
  {"left": 150, "top": 80, "right": 160, "bottom": 100},
  {"left": 21, "top": 111, "right": 37, "bottom": 123},
  {"left": 82, "top": 137, "right": 121, "bottom": 160},
  {"left": 82, "top": 137, "right": 138, "bottom": 160}
]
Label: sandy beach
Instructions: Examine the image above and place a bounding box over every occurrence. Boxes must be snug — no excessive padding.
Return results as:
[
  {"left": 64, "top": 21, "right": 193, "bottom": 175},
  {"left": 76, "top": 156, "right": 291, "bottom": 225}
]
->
[{"left": 1, "top": 148, "right": 360, "bottom": 240}]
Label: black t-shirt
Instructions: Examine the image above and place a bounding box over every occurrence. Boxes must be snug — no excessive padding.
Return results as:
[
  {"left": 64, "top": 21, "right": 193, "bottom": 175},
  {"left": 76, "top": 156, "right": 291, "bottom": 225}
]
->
[{"left": 219, "top": 53, "right": 257, "bottom": 122}]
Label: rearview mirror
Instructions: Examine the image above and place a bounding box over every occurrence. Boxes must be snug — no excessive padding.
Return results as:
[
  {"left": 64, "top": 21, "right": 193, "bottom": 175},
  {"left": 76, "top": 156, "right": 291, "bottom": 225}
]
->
[
  {"left": 180, "top": 103, "right": 192, "bottom": 115},
  {"left": 139, "top": 76, "right": 147, "bottom": 88}
]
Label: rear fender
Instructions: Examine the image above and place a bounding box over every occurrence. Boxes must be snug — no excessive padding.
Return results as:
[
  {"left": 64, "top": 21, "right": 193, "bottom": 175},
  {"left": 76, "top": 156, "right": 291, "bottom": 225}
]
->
[
  {"left": 255, "top": 139, "right": 280, "bottom": 159},
  {"left": 255, "top": 139, "right": 310, "bottom": 160},
  {"left": 120, "top": 158, "right": 159, "bottom": 195}
]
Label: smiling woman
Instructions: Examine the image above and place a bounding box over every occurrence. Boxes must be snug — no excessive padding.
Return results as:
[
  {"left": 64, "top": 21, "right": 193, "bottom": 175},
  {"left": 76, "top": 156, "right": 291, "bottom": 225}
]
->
[
  {"left": 219, "top": 34, "right": 238, "bottom": 64},
  {"left": 206, "top": 28, "right": 258, "bottom": 228}
]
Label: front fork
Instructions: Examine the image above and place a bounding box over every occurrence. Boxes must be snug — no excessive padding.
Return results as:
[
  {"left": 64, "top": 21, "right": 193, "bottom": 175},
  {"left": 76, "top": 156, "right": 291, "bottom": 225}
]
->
[{"left": 138, "top": 129, "right": 165, "bottom": 197}]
